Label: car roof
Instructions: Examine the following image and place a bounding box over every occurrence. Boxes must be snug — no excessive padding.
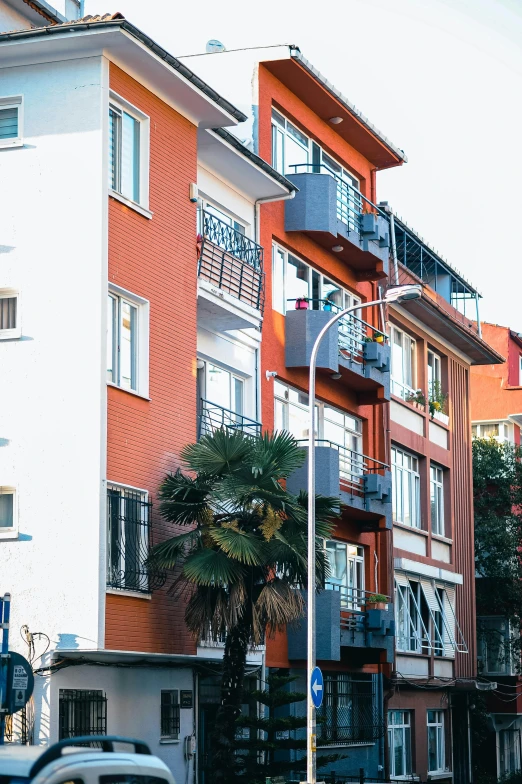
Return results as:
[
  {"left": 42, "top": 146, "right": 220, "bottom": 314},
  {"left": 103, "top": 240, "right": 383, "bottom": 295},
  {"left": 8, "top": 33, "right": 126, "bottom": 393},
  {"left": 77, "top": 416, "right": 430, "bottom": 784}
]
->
[{"left": 0, "top": 746, "right": 43, "bottom": 777}]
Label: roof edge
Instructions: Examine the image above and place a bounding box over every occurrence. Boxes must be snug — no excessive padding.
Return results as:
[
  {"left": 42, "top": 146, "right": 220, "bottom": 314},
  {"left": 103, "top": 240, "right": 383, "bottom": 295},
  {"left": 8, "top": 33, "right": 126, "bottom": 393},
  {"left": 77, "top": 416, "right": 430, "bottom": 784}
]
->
[{"left": 22, "top": 0, "right": 67, "bottom": 24}]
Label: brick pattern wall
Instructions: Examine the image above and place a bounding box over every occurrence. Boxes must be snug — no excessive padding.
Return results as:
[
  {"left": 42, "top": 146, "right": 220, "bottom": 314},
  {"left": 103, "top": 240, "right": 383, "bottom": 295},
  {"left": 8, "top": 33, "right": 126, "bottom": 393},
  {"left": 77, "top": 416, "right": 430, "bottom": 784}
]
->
[{"left": 106, "top": 63, "right": 198, "bottom": 654}]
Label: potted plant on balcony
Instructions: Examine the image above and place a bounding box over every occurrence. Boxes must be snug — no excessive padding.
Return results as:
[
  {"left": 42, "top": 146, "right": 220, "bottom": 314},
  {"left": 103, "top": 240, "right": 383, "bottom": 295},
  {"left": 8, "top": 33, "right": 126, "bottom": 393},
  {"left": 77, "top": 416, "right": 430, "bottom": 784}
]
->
[
  {"left": 429, "top": 381, "right": 449, "bottom": 424},
  {"left": 405, "top": 389, "right": 426, "bottom": 410},
  {"left": 366, "top": 593, "right": 388, "bottom": 610},
  {"left": 373, "top": 331, "right": 386, "bottom": 344},
  {"left": 295, "top": 297, "right": 309, "bottom": 310}
]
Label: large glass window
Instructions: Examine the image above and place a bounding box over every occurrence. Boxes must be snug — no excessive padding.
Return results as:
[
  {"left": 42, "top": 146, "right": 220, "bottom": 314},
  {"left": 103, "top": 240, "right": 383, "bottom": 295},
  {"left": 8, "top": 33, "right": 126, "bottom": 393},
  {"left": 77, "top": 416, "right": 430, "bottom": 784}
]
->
[
  {"left": 472, "top": 421, "right": 512, "bottom": 443},
  {"left": 388, "top": 711, "right": 412, "bottom": 777},
  {"left": 478, "top": 617, "right": 516, "bottom": 675},
  {"left": 107, "top": 293, "right": 138, "bottom": 392},
  {"left": 390, "top": 325, "right": 416, "bottom": 400},
  {"left": 271, "top": 109, "right": 309, "bottom": 175},
  {"left": 430, "top": 465, "right": 444, "bottom": 536},
  {"left": 499, "top": 728, "right": 522, "bottom": 777},
  {"left": 325, "top": 541, "right": 364, "bottom": 608},
  {"left": 392, "top": 447, "right": 421, "bottom": 529},
  {"left": 427, "top": 710, "right": 445, "bottom": 774},
  {"left": 272, "top": 244, "right": 360, "bottom": 315},
  {"left": 321, "top": 150, "right": 361, "bottom": 231},
  {"left": 109, "top": 104, "right": 141, "bottom": 203},
  {"left": 396, "top": 579, "right": 429, "bottom": 653}
]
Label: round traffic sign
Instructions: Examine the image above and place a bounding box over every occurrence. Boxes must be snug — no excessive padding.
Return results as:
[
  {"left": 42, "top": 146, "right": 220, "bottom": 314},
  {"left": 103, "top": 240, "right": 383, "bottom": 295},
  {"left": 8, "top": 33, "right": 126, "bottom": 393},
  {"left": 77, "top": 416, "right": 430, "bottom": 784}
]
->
[{"left": 310, "top": 666, "right": 324, "bottom": 709}]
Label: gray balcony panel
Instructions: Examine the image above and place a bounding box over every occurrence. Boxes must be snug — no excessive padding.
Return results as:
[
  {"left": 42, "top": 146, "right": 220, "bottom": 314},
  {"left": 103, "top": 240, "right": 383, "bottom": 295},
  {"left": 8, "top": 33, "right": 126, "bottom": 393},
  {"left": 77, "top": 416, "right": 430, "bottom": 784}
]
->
[
  {"left": 286, "top": 445, "right": 339, "bottom": 498},
  {"left": 285, "top": 310, "right": 339, "bottom": 372},
  {"left": 284, "top": 173, "right": 338, "bottom": 235},
  {"left": 287, "top": 590, "right": 341, "bottom": 661}
]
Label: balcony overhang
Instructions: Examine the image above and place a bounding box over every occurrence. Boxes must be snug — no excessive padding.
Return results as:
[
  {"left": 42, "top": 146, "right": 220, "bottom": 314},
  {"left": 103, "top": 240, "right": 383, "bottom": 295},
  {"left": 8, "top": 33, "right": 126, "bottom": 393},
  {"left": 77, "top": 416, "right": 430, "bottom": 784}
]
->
[
  {"left": 0, "top": 22, "right": 245, "bottom": 128},
  {"left": 198, "top": 128, "right": 296, "bottom": 201},
  {"left": 263, "top": 55, "right": 406, "bottom": 170},
  {"left": 197, "top": 277, "right": 262, "bottom": 331},
  {"left": 49, "top": 648, "right": 262, "bottom": 669}
]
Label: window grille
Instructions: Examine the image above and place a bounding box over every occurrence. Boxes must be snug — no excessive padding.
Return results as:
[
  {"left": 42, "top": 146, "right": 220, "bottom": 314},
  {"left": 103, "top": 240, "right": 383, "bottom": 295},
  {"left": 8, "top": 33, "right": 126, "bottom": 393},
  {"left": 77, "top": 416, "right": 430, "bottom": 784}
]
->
[
  {"left": 317, "top": 674, "right": 384, "bottom": 745},
  {"left": 58, "top": 689, "right": 107, "bottom": 739},
  {"left": 0, "top": 297, "right": 16, "bottom": 331},
  {"left": 161, "top": 691, "right": 180, "bottom": 739}
]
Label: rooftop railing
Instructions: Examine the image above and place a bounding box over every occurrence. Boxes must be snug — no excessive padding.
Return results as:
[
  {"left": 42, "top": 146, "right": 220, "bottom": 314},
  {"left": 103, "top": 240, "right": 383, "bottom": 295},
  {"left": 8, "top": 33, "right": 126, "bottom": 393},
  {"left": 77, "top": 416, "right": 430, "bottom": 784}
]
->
[
  {"left": 296, "top": 438, "right": 389, "bottom": 495},
  {"left": 197, "top": 398, "right": 262, "bottom": 439},
  {"left": 197, "top": 209, "right": 265, "bottom": 312}
]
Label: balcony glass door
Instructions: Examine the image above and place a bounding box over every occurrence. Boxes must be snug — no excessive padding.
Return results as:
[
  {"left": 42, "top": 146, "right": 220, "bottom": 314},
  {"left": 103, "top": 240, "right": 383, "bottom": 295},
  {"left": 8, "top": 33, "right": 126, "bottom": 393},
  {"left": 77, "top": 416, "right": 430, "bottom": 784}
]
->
[
  {"left": 323, "top": 406, "right": 363, "bottom": 486},
  {"left": 325, "top": 541, "right": 364, "bottom": 609},
  {"left": 321, "top": 151, "right": 361, "bottom": 231}
]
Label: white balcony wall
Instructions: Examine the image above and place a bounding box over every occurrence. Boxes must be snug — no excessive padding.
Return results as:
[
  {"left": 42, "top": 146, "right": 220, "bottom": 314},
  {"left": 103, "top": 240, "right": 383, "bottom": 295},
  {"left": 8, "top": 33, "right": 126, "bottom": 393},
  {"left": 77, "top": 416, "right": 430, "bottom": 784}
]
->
[
  {"left": 0, "top": 57, "right": 107, "bottom": 657},
  {"left": 198, "top": 165, "right": 256, "bottom": 237}
]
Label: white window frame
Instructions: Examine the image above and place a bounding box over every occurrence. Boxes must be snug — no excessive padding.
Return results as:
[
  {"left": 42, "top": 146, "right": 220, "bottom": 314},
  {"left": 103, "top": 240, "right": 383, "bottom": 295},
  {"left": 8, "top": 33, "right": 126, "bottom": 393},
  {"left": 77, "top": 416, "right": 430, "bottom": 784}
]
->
[
  {"left": 472, "top": 420, "right": 512, "bottom": 444},
  {"left": 0, "top": 487, "right": 18, "bottom": 540},
  {"left": 109, "top": 92, "right": 150, "bottom": 210},
  {"left": 390, "top": 324, "right": 416, "bottom": 400},
  {"left": 430, "top": 464, "right": 445, "bottom": 537},
  {"left": 0, "top": 289, "right": 21, "bottom": 340},
  {"left": 106, "top": 481, "right": 150, "bottom": 594},
  {"left": 272, "top": 243, "right": 360, "bottom": 316},
  {"left": 388, "top": 710, "right": 412, "bottom": 778},
  {"left": 427, "top": 349, "right": 442, "bottom": 398},
  {"left": 392, "top": 446, "right": 421, "bottom": 529},
  {"left": 0, "top": 96, "right": 23, "bottom": 149},
  {"left": 107, "top": 284, "right": 149, "bottom": 398},
  {"left": 271, "top": 108, "right": 310, "bottom": 175},
  {"left": 325, "top": 540, "right": 365, "bottom": 608},
  {"left": 427, "top": 710, "right": 446, "bottom": 774}
]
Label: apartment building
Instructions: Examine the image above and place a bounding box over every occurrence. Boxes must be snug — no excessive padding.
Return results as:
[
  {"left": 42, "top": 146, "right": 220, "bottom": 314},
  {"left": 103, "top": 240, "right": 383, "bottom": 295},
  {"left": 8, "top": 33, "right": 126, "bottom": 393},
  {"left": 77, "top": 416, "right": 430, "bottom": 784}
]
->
[
  {"left": 0, "top": 9, "right": 293, "bottom": 782},
  {"left": 385, "top": 233, "right": 502, "bottom": 783},
  {"left": 186, "top": 45, "right": 407, "bottom": 779},
  {"left": 470, "top": 324, "right": 522, "bottom": 780}
]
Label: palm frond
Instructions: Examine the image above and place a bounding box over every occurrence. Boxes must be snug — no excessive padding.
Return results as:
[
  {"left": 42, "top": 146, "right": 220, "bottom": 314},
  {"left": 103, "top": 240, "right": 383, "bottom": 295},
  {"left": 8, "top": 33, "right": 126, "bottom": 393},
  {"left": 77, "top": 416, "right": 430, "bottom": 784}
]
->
[
  {"left": 254, "top": 580, "right": 305, "bottom": 640},
  {"left": 181, "top": 429, "right": 254, "bottom": 476},
  {"left": 209, "top": 524, "right": 267, "bottom": 566},
  {"left": 158, "top": 469, "right": 215, "bottom": 526},
  {"left": 148, "top": 529, "right": 200, "bottom": 569},
  {"left": 250, "top": 431, "right": 305, "bottom": 480},
  {"left": 183, "top": 547, "right": 245, "bottom": 586}
]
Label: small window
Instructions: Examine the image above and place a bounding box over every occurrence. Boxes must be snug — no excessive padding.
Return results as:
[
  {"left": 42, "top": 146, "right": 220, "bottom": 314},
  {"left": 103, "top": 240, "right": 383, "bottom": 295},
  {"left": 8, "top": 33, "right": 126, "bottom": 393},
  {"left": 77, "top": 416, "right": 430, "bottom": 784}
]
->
[
  {"left": 427, "top": 350, "right": 442, "bottom": 397},
  {"left": 0, "top": 489, "right": 15, "bottom": 533},
  {"left": 107, "top": 287, "right": 149, "bottom": 396},
  {"left": 0, "top": 291, "right": 20, "bottom": 340},
  {"left": 388, "top": 710, "right": 412, "bottom": 777},
  {"left": 392, "top": 447, "right": 421, "bottom": 528},
  {"left": 390, "top": 324, "right": 416, "bottom": 400},
  {"left": 161, "top": 690, "right": 180, "bottom": 739},
  {"left": 430, "top": 465, "right": 445, "bottom": 536},
  {"left": 106, "top": 484, "right": 151, "bottom": 593},
  {"left": 58, "top": 689, "right": 107, "bottom": 739},
  {"left": 109, "top": 95, "right": 149, "bottom": 207},
  {"left": 427, "top": 710, "right": 446, "bottom": 773},
  {"left": 0, "top": 96, "right": 23, "bottom": 148}
]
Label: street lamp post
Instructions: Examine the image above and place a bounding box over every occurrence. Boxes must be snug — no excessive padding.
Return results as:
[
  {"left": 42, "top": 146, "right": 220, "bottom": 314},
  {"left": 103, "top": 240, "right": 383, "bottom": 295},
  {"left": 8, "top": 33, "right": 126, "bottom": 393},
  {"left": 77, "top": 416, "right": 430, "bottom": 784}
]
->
[{"left": 305, "top": 284, "right": 422, "bottom": 784}]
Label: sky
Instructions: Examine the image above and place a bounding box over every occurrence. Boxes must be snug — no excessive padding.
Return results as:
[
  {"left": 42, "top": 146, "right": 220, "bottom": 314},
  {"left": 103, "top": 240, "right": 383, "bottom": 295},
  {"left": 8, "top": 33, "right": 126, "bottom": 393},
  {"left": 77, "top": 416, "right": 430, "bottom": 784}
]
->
[{"left": 82, "top": 0, "right": 522, "bottom": 331}]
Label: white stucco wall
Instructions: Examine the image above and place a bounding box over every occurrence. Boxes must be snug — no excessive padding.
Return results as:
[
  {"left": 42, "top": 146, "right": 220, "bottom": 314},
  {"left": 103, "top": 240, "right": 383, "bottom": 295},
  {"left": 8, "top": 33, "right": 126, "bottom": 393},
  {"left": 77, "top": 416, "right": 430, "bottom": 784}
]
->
[
  {"left": 197, "top": 165, "right": 256, "bottom": 238},
  {"left": 0, "top": 56, "right": 107, "bottom": 655}
]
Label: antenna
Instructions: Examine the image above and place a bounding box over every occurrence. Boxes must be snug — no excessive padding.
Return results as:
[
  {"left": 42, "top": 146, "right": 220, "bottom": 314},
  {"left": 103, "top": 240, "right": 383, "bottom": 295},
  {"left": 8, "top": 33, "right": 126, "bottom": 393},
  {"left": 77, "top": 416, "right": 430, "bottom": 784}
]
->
[{"left": 206, "top": 40, "right": 226, "bottom": 53}]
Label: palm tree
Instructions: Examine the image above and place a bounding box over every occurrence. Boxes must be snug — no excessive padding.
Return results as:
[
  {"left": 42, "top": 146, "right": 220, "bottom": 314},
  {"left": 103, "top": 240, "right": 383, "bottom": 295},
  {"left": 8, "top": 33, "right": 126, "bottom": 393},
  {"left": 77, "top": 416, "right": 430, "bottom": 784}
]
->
[{"left": 149, "top": 429, "right": 340, "bottom": 783}]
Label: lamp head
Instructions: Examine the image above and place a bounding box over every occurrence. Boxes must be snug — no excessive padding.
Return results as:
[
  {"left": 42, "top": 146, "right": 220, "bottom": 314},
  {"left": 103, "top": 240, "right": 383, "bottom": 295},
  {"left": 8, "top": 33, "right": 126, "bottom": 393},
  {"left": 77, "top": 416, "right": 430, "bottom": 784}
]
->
[{"left": 384, "top": 284, "right": 422, "bottom": 304}]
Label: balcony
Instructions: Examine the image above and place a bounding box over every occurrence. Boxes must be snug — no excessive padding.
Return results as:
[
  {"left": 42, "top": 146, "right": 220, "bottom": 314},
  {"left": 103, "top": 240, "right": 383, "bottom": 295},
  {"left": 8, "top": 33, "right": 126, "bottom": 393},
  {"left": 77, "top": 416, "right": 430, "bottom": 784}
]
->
[
  {"left": 106, "top": 488, "right": 166, "bottom": 594},
  {"left": 287, "top": 587, "right": 394, "bottom": 663},
  {"left": 286, "top": 440, "right": 392, "bottom": 530},
  {"left": 197, "top": 399, "right": 262, "bottom": 439},
  {"left": 197, "top": 210, "right": 265, "bottom": 331},
  {"left": 285, "top": 302, "right": 390, "bottom": 404},
  {"left": 284, "top": 167, "right": 389, "bottom": 280}
]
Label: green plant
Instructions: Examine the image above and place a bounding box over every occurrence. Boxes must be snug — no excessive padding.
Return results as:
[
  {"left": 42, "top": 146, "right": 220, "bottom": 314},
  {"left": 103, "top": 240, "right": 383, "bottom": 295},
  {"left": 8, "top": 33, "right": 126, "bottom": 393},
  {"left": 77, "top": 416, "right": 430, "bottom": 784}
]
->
[
  {"left": 367, "top": 593, "right": 388, "bottom": 603},
  {"left": 428, "top": 380, "right": 448, "bottom": 418},
  {"left": 148, "top": 429, "right": 340, "bottom": 784},
  {"left": 405, "top": 389, "right": 426, "bottom": 407}
]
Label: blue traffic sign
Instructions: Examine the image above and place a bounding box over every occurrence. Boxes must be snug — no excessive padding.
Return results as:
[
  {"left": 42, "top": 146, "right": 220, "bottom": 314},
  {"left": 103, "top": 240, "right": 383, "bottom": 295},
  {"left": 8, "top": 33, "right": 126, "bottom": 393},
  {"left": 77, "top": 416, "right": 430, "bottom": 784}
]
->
[{"left": 310, "top": 666, "right": 324, "bottom": 709}]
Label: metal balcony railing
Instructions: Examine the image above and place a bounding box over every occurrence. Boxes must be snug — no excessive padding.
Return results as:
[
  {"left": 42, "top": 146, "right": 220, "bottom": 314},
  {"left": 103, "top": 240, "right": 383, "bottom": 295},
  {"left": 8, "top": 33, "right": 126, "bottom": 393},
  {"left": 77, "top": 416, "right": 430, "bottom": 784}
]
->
[
  {"left": 106, "top": 488, "right": 166, "bottom": 594},
  {"left": 297, "top": 438, "right": 388, "bottom": 494},
  {"left": 287, "top": 298, "right": 388, "bottom": 364},
  {"left": 198, "top": 210, "right": 265, "bottom": 312},
  {"left": 325, "top": 584, "right": 391, "bottom": 630},
  {"left": 198, "top": 399, "right": 262, "bottom": 439}
]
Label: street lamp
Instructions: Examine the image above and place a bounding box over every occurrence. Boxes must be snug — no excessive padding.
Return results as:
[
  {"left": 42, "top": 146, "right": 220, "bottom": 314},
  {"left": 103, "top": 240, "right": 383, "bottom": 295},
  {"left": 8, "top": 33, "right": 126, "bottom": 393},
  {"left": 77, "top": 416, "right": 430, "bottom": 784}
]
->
[{"left": 305, "top": 283, "right": 422, "bottom": 784}]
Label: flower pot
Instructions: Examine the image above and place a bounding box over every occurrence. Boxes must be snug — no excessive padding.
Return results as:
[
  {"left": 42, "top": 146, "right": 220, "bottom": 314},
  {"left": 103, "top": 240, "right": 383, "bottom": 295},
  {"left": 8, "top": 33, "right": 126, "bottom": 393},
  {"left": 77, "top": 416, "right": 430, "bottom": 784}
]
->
[
  {"left": 374, "top": 335, "right": 385, "bottom": 344},
  {"left": 295, "top": 298, "right": 309, "bottom": 310},
  {"left": 366, "top": 601, "right": 387, "bottom": 610}
]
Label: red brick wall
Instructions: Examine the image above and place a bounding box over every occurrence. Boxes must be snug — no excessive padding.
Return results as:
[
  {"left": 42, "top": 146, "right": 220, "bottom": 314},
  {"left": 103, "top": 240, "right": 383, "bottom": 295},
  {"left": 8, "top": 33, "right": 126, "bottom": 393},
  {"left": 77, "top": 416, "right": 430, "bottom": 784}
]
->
[{"left": 105, "top": 63, "right": 198, "bottom": 654}]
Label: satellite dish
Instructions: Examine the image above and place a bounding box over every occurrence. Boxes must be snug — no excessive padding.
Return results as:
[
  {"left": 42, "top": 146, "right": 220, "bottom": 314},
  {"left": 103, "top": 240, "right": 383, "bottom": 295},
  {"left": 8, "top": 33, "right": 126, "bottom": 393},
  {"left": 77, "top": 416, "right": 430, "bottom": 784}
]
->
[{"left": 206, "top": 39, "right": 226, "bottom": 53}]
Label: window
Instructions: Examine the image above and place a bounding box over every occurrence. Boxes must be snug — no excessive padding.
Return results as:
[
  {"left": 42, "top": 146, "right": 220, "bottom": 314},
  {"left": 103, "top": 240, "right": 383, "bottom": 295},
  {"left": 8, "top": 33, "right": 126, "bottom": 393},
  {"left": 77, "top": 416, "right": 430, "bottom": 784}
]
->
[
  {"left": 161, "top": 690, "right": 180, "bottom": 740},
  {"left": 427, "top": 710, "right": 445, "bottom": 773},
  {"left": 0, "top": 96, "right": 23, "bottom": 148},
  {"left": 325, "top": 541, "right": 364, "bottom": 608},
  {"left": 109, "top": 95, "right": 149, "bottom": 207},
  {"left": 390, "top": 325, "right": 416, "bottom": 400},
  {"left": 0, "top": 290, "right": 20, "bottom": 340},
  {"left": 271, "top": 108, "right": 309, "bottom": 175},
  {"left": 519, "top": 356, "right": 522, "bottom": 387},
  {"left": 427, "top": 350, "right": 442, "bottom": 397},
  {"left": 320, "top": 150, "right": 361, "bottom": 232},
  {"left": 317, "top": 673, "right": 375, "bottom": 745},
  {"left": 430, "top": 465, "right": 444, "bottom": 536},
  {"left": 396, "top": 579, "right": 429, "bottom": 653},
  {"left": 395, "top": 576, "right": 464, "bottom": 657},
  {"left": 196, "top": 360, "right": 257, "bottom": 437},
  {"left": 392, "top": 447, "right": 420, "bottom": 529},
  {"left": 106, "top": 484, "right": 152, "bottom": 593},
  {"left": 478, "top": 617, "right": 517, "bottom": 675},
  {"left": 0, "top": 488, "right": 16, "bottom": 538},
  {"left": 58, "top": 689, "right": 107, "bottom": 739},
  {"left": 499, "top": 728, "right": 522, "bottom": 777},
  {"left": 107, "top": 287, "right": 149, "bottom": 396},
  {"left": 472, "top": 421, "right": 512, "bottom": 443},
  {"left": 388, "top": 711, "right": 412, "bottom": 778},
  {"left": 272, "top": 244, "right": 361, "bottom": 315}
]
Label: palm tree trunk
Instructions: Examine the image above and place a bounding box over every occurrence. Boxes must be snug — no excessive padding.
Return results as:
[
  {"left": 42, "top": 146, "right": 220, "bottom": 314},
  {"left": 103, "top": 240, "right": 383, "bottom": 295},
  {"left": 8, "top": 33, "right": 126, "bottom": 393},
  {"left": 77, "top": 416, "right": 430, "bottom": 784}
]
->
[{"left": 211, "top": 615, "right": 250, "bottom": 783}]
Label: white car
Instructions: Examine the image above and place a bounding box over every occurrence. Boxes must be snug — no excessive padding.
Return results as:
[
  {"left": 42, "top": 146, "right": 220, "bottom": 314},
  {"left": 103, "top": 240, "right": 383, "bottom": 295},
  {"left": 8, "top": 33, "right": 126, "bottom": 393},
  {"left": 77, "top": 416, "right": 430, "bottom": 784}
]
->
[{"left": 0, "top": 735, "right": 176, "bottom": 784}]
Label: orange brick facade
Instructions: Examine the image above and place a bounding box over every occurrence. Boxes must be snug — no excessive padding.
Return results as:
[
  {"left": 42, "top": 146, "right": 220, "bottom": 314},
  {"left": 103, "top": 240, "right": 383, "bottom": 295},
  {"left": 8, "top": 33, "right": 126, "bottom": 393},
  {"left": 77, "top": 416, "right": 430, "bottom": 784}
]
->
[{"left": 105, "top": 63, "right": 198, "bottom": 654}]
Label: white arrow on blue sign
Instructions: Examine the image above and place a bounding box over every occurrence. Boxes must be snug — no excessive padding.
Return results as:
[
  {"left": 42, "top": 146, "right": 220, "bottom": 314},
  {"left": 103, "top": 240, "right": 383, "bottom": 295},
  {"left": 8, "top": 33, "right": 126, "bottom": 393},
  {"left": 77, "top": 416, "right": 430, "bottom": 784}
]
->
[{"left": 310, "top": 666, "right": 324, "bottom": 709}]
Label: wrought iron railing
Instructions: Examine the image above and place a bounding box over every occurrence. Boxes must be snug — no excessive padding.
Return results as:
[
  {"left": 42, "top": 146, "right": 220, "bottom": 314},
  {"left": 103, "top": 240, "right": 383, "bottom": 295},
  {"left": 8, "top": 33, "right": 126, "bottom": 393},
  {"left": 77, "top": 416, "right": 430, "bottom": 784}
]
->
[
  {"left": 198, "top": 210, "right": 265, "bottom": 312},
  {"left": 287, "top": 298, "right": 388, "bottom": 365},
  {"left": 297, "top": 439, "right": 389, "bottom": 494},
  {"left": 316, "top": 674, "right": 385, "bottom": 745},
  {"left": 198, "top": 399, "right": 262, "bottom": 439},
  {"left": 106, "top": 487, "right": 166, "bottom": 594}
]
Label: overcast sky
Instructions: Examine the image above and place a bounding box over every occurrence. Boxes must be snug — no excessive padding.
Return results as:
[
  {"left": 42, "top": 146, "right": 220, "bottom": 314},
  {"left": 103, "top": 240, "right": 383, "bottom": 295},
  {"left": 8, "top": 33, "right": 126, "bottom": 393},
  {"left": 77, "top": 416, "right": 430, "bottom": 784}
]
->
[{"left": 84, "top": 0, "right": 522, "bottom": 331}]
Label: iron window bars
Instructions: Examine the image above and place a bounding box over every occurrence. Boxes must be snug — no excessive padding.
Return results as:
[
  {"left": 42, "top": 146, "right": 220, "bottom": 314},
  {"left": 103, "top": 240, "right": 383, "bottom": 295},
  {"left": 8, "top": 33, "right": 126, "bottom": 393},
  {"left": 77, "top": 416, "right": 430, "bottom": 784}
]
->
[
  {"left": 197, "top": 399, "right": 261, "bottom": 440},
  {"left": 58, "top": 689, "right": 107, "bottom": 740},
  {"left": 317, "top": 673, "right": 385, "bottom": 745},
  {"left": 106, "top": 486, "right": 166, "bottom": 594},
  {"left": 160, "top": 690, "right": 180, "bottom": 739}
]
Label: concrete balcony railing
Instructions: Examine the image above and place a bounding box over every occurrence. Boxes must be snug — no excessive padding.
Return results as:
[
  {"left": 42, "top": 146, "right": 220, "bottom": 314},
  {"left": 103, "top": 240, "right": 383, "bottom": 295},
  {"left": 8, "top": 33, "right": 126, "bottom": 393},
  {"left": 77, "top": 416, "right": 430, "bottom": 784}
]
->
[
  {"left": 286, "top": 440, "right": 392, "bottom": 530},
  {"left": 287, "top": 587, "right": 395, "bottom": 663},
  {"left": 285, "top": 304, "right": 390, "bottom": 404},
  {"left": 284, "top": 168, "right": 389, "bottom": 280}
]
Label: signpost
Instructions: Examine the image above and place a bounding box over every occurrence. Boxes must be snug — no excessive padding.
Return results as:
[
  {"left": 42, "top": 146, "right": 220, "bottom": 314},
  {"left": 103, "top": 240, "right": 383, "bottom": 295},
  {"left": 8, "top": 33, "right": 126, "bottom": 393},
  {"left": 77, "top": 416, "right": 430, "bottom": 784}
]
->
[{"left": 0, "top": 595, "right": 34, "bottom": 745}]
